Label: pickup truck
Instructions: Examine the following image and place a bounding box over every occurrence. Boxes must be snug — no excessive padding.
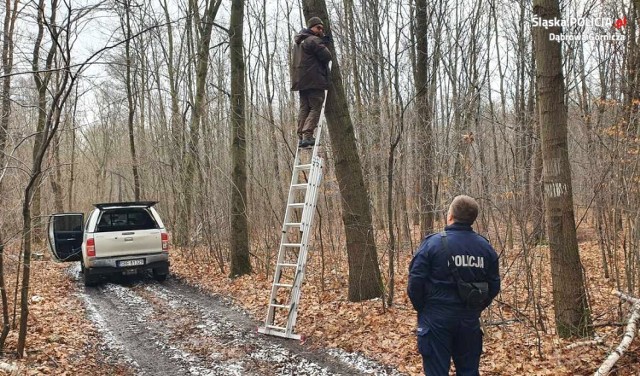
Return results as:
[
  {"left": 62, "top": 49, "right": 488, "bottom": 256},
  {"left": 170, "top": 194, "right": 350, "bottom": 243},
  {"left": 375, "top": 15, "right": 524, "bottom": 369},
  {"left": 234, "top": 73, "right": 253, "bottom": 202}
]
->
[{"left": 47, "top": 201, "right": 170, "bottom": 286}]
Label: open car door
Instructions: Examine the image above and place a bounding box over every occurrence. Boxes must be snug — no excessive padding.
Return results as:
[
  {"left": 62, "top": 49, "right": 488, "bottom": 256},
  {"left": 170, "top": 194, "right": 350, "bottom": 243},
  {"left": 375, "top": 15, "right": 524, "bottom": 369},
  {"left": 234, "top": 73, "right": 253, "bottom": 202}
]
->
[{"left": 47, "top": 213, "right": 84, "bottom": 262}]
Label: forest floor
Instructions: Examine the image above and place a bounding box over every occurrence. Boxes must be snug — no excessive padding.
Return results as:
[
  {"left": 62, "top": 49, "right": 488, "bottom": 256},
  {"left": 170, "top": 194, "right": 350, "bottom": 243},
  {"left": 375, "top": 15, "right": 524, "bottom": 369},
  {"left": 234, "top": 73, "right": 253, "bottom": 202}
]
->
[
  {"left": 0, "top": 250, "right": 401, "bottom": 375},
  {"left": 168, "top": 233, "right": 640, "bottom": 376},
  {"left": 0, "top": 230, "right": 638, "bottom": 375}
]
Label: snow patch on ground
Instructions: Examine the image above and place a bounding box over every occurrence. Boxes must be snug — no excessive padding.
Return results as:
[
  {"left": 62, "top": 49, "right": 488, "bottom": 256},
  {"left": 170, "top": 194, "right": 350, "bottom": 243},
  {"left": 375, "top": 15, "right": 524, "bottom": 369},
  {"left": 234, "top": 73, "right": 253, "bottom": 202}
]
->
[
  {"left": 145, "top": 284, "right": 183, "bottom": 309},
  {"left": 65, "top": 262, "right": 81, "bottom": 281},
  {"left": 79, "top": 291, "right": 139, "bottom": 369},
  {"left": 250, "top": 344, "right": 333, "bottom": 376},
  {"left": 75, "top": 277, "right": 404, "bottom": 376},
  {"left": 103, "top": 283, "right": 154, "bottom": 319},
  {"left": 165, "top": 344, "right": 225, "bottom": 376},
  {"left": 209, "top": 361, "right": 245, "bottom": 376},
  {"left": 327, "top": 348, "right": 405, "bottom": 375}
]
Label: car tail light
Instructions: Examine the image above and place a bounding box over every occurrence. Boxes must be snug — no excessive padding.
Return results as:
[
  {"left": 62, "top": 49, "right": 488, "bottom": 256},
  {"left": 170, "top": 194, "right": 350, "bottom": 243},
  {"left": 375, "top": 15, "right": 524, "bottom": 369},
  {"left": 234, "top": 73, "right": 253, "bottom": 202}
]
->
[
  {"left": 161, "top": 232, "right": 169, "bottom": 252},
  {"left": 86, "top": 237, "right": 95, "bottom": 257}
]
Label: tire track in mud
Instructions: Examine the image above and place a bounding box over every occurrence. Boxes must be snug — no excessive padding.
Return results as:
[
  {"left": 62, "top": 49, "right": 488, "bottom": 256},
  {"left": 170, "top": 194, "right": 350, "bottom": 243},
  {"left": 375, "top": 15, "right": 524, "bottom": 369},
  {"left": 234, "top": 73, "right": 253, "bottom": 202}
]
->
[{"left": 73, "top": 269, "right": 404, "bottom": 375}]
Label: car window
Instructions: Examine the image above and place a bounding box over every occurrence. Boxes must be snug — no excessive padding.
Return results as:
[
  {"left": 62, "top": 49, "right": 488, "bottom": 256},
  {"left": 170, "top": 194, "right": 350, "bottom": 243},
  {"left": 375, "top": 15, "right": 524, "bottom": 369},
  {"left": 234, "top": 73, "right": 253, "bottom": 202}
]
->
[
  {"left": 96, "top": 208, "right": 158, "bottom": 232},
  {"left": 53, "top": 215, "right": 83, "bottom": 232}
]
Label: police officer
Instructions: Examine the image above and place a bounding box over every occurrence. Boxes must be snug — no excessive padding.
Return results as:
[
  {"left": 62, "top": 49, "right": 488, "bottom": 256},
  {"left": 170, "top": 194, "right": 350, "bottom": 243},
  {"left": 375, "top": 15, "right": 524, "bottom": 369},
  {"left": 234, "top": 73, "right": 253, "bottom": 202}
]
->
[{"left": 408, "top": 195, "right": 500, "bottom": 376}]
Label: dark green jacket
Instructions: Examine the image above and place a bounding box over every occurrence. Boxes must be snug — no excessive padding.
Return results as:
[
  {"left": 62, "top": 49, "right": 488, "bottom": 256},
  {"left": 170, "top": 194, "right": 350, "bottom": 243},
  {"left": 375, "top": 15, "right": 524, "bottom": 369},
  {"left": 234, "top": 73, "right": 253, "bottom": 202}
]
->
[{"left": 290, "top": 29, "right": 332, "bottom": 91}]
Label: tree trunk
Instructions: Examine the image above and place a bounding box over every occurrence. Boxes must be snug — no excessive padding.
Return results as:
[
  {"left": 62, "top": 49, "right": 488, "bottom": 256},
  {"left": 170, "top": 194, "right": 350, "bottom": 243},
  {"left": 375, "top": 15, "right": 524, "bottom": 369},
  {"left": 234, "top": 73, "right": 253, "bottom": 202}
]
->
[
  {"left": 121, "top": 0, "right": 141, "bottom": 201},
  {"left": 533, "top": 0, "right": 592, "bottom": 337},
  {"left": 1, "top": 0, "right": 19, "bottom": 167},
  {"left": 301, "top": 0, "right": 383, "bottom": 301},
  {"left": 1, "top": 10, "right": 20, "bottom": 352},
  {"left": 67, "top": 92, "right": 78, "bottom": 211},
  {"left": 49, "top": 134, "right": 64, "bottom": 212},
  {"left": 179, "top": 0, "right": 223, "bottom": 246},
  {"left": 229, "top": 0, "right": 251, "bottom": 277},
  {"left": 31, "top": 0, "right": 59, "bottom": 245},
  {"left": 414, "top": 0, "right": 436, "bottom": 236},
  {"left": 0, "top": 243, "right": 8, "bottom": 352}
]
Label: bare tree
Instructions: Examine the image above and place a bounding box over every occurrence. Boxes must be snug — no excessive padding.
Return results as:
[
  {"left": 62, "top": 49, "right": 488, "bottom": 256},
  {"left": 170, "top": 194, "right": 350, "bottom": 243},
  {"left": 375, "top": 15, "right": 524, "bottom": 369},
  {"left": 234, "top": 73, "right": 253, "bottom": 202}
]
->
[
  {"left": 18, "top": 0, "right": 79, "bottom": 355},
  {"left": 119, "top": 0, "right": 142, "bottom": 200},
  {"left": 301, "top": 0, "right": 383, "bottom": 301},
  {"left": 229, "top": 0, "right": 251, "bottom": 277},
  {"left": 414, "top": 0, "right": 439, "bottom": 235},
  {"left": 0, "top": 0, "right": 20, "bottom": 352},
  {"left": 533, "top": 0, "right": 592, "bottom": 337},
  {"left": 176, "top": 0, "right": 223, "bottom": 245}
]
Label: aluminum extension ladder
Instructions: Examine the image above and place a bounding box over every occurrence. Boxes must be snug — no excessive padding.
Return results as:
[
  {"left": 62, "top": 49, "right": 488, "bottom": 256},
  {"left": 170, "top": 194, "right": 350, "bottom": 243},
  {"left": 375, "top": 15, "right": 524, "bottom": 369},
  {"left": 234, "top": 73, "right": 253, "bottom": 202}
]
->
[{"left": 258, "top": 123, "right": 324, "bottom": 340}]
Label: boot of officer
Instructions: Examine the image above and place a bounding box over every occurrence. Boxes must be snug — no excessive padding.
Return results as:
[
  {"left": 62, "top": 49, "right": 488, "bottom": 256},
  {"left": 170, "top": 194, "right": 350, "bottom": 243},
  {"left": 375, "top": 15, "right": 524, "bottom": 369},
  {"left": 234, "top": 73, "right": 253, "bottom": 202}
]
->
[{"left": 408, "top": 195, "right": 501, "bottom": 376}]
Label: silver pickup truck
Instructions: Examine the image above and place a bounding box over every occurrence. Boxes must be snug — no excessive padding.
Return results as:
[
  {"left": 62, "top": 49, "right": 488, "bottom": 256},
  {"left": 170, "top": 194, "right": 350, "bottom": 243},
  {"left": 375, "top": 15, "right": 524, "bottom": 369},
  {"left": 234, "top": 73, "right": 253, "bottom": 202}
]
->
[{"left": 47, "top": 201, "right": 170, "bottom": 286}]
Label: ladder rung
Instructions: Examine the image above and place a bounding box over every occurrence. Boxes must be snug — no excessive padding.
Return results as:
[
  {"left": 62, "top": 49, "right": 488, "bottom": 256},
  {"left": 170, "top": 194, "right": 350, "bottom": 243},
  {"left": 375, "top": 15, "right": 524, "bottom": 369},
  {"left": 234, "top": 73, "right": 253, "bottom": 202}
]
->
[
  {"left": 267, "top": 325, "right": 286, "bottom": 331},
  {"left": 291, "top": 184, "right": 308, "bottom": 189},
  {"left": 274, "top": 283, "right": 293, "bottom": 288},
  {"left": 284, "top": 222, "right": 302, "bottom": 227},
  {"left": 294, "top": 164, "right": 312, "bottom": 170},
  {"left": 278, "top": 263, "right": 298, "bottom": 268},
  {"left": 282, "top": 243, "right": 302, "bottom": 247},
  {"left": 288, "top": 203, "right": 305, "bottom": 208},
  {"left": 270, "top": 303, "right": 290, "bottom": 309}
]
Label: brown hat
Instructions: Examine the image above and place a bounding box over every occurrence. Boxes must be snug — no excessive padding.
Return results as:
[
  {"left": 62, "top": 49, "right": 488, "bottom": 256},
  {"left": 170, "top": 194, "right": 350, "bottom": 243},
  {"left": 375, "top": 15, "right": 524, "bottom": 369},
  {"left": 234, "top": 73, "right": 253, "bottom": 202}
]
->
[{"left": 307, "top": 17, "right": 323, "bottom": 29}]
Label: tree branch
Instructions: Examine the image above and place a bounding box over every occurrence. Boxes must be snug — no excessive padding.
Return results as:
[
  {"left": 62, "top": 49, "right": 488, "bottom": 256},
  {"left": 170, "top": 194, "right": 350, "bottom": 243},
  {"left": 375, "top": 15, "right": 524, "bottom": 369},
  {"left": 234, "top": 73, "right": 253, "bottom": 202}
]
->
[{"left": 594, "top": 290, "right": 640, "bottom": 376}]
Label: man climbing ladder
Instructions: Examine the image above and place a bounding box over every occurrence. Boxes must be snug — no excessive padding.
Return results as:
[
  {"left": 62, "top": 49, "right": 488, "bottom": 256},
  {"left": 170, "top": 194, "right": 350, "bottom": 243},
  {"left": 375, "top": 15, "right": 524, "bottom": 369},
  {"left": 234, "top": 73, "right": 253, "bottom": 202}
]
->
[
  {"left": 258, "top": 16, "right": 331, "bottom": 340},
  {"left": 258, "top": 122, "right": 325, "bottom": 339},
  {"left": 290, "top": 16, "right": 332, "bottom": 148}
]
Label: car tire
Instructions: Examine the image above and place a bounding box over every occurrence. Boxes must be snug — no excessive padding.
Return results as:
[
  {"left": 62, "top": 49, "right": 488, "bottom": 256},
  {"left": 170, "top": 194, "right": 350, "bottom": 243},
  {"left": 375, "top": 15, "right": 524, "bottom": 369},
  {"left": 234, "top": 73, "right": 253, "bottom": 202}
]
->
[
  {"left": 153, "top": 267, "right": 168, "bottom": 282},
  {"left": 83, "top": 265, "right": 98, "bottom": 287}
]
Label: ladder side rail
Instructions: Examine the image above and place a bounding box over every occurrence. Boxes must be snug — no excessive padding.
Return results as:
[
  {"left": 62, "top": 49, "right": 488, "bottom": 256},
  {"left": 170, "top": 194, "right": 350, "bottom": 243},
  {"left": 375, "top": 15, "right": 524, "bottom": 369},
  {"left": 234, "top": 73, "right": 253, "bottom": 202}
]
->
[
  {"left": 262, "top": 147, "right": 305, "bottom": 329},
  {"left": 311, "top": 121, "right": 324, "bottom": 160},
  {"left": 282, "top": 161, "right": 319, "bottom": 335},
  {"left": 264, "top": 242, "right": 292, "bottom": 327},
  {"left": 299, "top": 157, "right": 321, "bottom": 245},
  {"left": 299, "top": 158, "right": 318, "bottom": 237},
  {"left": 282, "top": 148, "right": 305, "bottom": 227},
  {"left": 300, "top": 157, "right": 322, "bottom": 243},
  {"left": 304, "top": 159, "right": 323, "bottom": 235},
  {"left": 286, "top": 159, "right": 324, "bottom": 335}
]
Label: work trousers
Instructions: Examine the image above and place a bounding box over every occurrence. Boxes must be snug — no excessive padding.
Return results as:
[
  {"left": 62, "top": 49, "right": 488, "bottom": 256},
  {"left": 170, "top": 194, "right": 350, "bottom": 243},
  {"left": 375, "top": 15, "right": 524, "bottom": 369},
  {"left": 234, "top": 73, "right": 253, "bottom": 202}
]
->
[
  {"left": 417, "top": 314, "right": 483, "bottom": 376},
  {"left": 297, "top": 89, "right": 326, "bottom": 139}
]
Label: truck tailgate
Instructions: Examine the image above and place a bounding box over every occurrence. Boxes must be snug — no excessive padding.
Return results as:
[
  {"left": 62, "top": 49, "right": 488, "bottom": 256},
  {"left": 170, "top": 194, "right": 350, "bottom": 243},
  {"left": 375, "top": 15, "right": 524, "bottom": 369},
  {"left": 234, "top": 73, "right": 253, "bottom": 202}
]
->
[{"left": 93, "top": 229, "right": 162, "bottom": 258}]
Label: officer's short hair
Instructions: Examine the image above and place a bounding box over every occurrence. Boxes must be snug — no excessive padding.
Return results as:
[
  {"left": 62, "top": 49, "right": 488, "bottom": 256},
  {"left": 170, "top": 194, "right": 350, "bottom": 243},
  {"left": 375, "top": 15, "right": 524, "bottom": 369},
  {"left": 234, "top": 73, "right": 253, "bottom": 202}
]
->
[{"left": 449, "top": 195, "right": 479, "bottom": 224}]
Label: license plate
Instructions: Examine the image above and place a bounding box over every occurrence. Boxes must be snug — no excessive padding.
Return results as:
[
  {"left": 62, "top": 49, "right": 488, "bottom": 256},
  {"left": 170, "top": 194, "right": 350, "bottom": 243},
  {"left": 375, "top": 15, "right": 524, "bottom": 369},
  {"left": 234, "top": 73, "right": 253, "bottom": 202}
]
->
[{"left": 118, "top": 259, "right": 144, "bottom": 267}]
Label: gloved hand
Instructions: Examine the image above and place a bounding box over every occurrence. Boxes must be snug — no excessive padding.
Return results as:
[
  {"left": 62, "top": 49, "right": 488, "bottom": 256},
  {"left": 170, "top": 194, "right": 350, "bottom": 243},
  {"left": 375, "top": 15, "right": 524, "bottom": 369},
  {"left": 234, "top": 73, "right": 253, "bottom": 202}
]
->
[{"left": 321, "top": 33, "right": 333, "bottom": 45}]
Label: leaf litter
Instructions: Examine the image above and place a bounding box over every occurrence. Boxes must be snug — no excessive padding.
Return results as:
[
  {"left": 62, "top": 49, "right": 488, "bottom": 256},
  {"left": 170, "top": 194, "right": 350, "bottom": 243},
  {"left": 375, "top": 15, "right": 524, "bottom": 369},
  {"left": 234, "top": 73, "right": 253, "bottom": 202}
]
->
[{"left": 2, "top": 233, "right": 640, "bottom": 375}]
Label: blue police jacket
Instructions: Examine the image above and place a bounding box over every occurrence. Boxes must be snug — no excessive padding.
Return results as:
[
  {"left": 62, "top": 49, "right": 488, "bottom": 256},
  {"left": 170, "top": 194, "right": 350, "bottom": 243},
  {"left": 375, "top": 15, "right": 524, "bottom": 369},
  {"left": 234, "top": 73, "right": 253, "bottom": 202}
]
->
[{"left": 408, "top": 222, "right": 500, "bottom": 319}]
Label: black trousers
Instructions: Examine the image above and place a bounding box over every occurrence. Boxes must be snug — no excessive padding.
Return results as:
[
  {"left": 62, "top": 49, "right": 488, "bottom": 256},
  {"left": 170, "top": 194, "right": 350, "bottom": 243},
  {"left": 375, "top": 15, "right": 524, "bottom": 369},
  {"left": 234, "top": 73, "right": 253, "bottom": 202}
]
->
[{"left": 418, "top": 315, "right": 483, "bottom": 376}]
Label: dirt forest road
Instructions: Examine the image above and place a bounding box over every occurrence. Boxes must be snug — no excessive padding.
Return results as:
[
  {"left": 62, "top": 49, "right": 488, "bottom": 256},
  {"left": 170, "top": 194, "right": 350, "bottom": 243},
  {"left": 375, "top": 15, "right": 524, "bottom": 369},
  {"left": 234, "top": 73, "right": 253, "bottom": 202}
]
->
[{"left": 70, "top": 267, "right": 404, "bottom": 376}]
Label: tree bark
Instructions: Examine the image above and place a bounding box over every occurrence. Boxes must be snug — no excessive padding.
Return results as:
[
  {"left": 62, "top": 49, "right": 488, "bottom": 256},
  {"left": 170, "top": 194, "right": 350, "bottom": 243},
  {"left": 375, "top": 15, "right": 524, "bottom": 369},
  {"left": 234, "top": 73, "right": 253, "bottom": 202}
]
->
[
  {"left": 121, "top": 0, "right": 141, "bottom": 201},
  {"left": 533, "top": 0, "right": 592, "bottom": 337},
  {"left": 0, "top": 244, "right": 8, "bottom": 352},
  {"left": 30, "top": 0, "right": 59, "bottom": 245},
  {"left": 1, "top": 4, "right": 19, "bottom": 350},
  {"left": 18, "top": 0, "right": 81, "bottom": 355},
  {"left": 229, "top": 0, "right": 251, "bottom": 277},
  {"left": 414, "top": 0, "right": 437, "bottom": 236},
  {"left": 178, "top": 0, "right": 223, "bottom": 246},
  {"left": 301, "top": 0, "right": 383, "bottom": 301},
  {"left": 49, "top": 134, "right": 64, "bottom": 212}
]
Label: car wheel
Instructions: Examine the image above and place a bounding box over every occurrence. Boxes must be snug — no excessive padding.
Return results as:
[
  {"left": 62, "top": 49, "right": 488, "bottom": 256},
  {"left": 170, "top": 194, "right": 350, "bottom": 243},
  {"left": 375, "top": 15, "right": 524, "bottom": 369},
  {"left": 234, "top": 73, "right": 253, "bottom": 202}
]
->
[
  {"left": 83, "top": 265, "right": 98, "bottom": 287},
  {"left": 153, "top": 268, "right": 168, "bottom": 282}
]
